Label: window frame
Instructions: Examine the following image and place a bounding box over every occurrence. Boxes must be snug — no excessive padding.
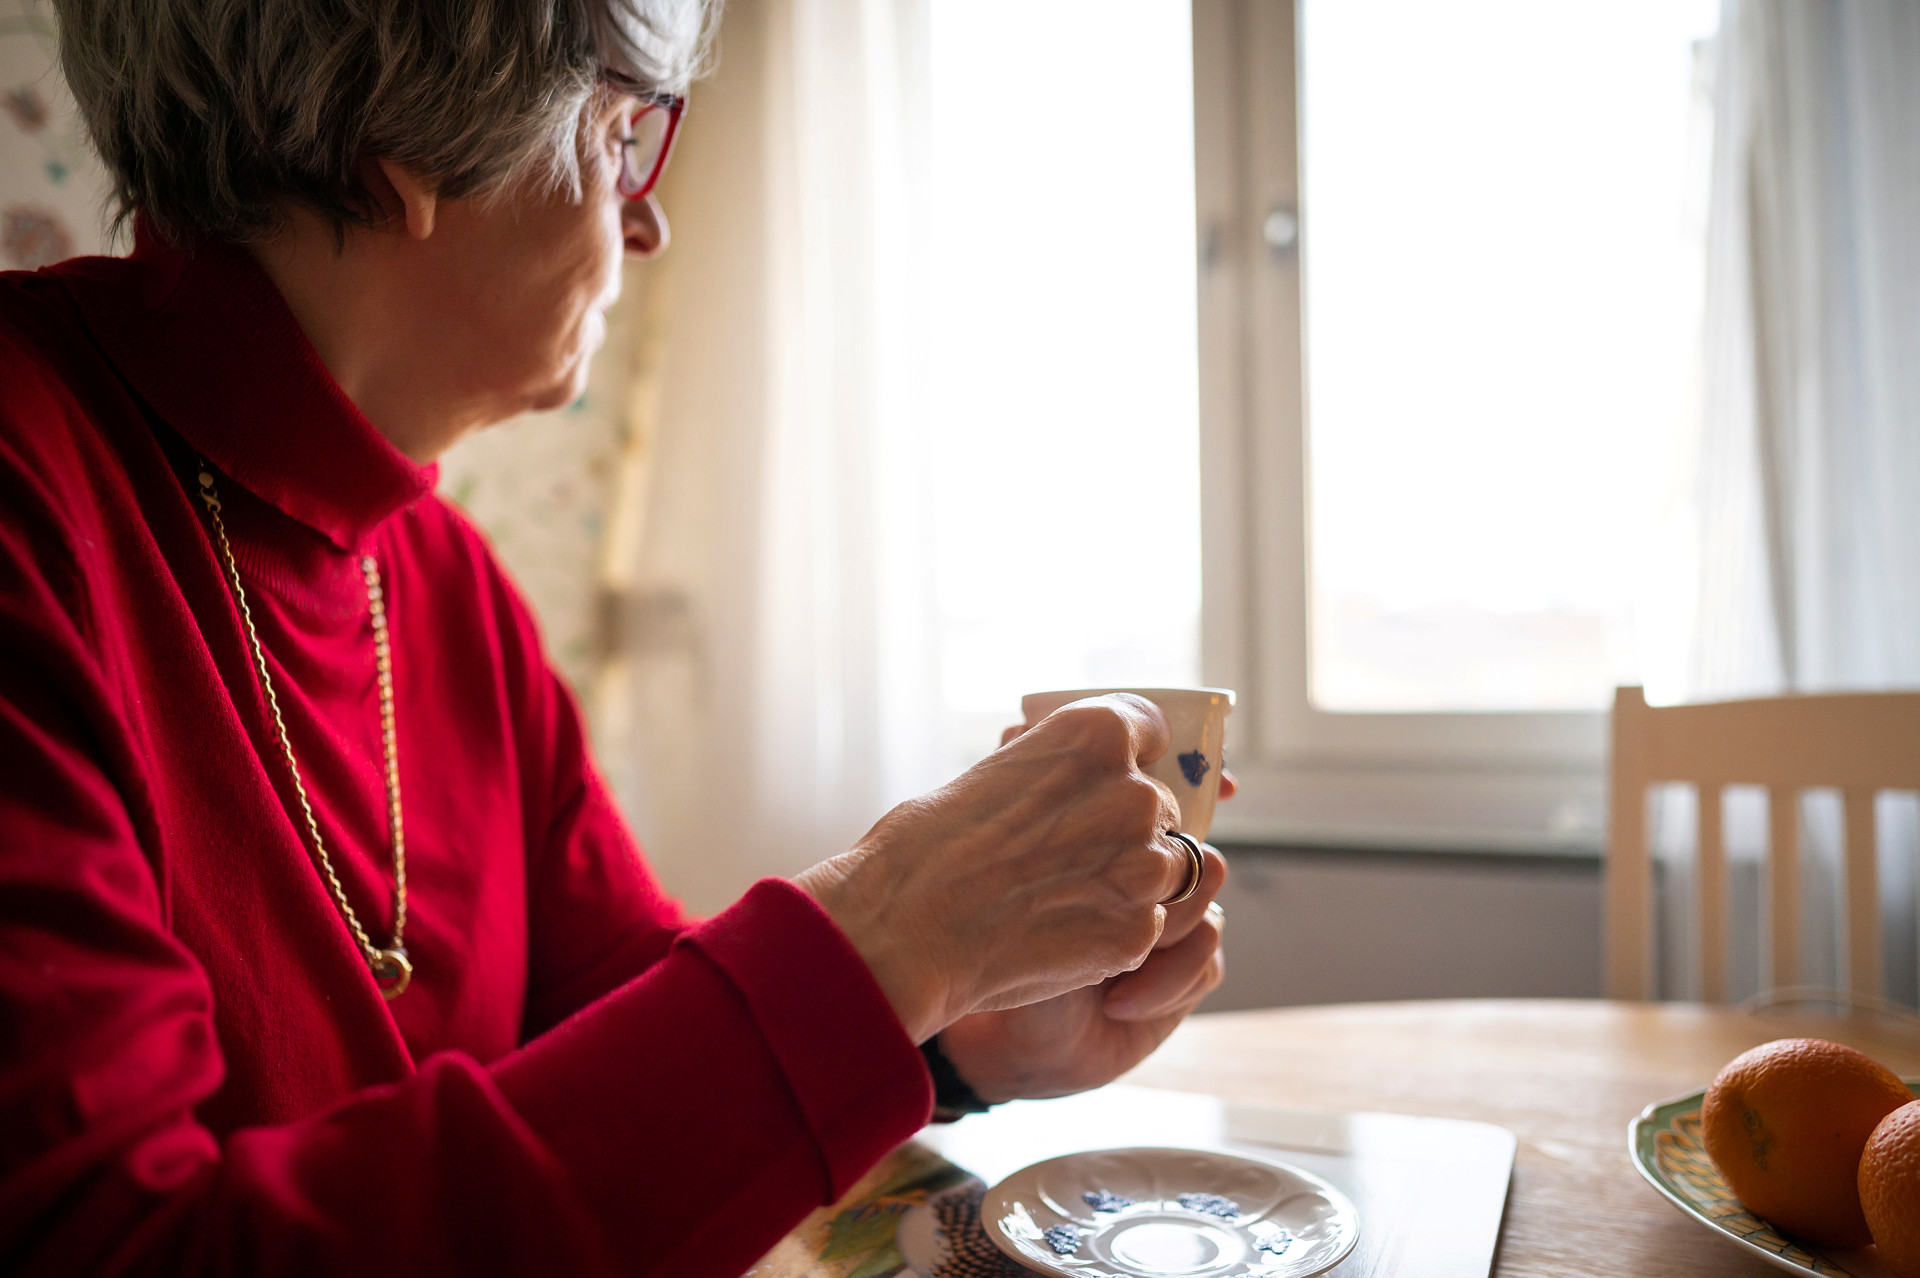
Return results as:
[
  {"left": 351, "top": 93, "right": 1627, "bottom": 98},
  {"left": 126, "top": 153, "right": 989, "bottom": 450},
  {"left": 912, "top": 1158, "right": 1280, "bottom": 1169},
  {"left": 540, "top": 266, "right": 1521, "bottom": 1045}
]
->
[{"left": 1192, "top": 0, "right": 1606, "bottom": 854}]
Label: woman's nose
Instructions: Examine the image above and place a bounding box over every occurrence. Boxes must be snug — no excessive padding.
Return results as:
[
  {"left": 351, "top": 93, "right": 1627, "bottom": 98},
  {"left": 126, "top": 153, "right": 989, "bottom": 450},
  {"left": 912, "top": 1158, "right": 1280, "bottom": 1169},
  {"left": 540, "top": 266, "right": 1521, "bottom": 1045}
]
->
[{"left": 623, "top": 195, "right": 669, "bottom": 258}]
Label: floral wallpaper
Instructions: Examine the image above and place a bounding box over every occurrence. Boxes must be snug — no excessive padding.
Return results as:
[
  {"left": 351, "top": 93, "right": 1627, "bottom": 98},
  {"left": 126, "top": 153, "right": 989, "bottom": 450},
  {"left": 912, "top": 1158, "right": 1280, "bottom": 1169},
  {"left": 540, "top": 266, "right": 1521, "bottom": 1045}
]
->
[
  {"left": 2, "top": 0, "right": 622, "bottom": 699},
  {"left": 0, "top": 0, "right": 110, "bottom": 265},
  {"left": 437, "top": 309, "right": 637, "bottom": 697}
]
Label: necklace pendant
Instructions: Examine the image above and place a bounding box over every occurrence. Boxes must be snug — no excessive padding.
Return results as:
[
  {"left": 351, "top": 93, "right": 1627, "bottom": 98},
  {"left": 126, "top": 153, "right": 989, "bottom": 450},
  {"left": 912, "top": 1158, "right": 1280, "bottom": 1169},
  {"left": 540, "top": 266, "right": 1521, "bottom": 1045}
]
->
[{"left": 371, "top": 947, "right": 412, "bottom": 999}]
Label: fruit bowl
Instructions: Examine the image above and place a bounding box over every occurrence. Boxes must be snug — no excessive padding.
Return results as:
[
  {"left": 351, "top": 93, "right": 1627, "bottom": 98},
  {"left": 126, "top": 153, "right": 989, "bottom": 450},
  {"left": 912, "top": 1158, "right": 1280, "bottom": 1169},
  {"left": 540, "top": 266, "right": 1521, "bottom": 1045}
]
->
[{"left": 1630, "top": 1080, "right": 1920, "bottom": 1276}]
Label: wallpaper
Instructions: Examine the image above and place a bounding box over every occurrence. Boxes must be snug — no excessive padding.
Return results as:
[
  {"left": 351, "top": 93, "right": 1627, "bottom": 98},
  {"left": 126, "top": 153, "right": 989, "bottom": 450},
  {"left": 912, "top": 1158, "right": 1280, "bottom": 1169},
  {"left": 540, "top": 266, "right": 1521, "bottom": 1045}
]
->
[{"left": 0, "top": 0, "right": 111, "bottom": 264}]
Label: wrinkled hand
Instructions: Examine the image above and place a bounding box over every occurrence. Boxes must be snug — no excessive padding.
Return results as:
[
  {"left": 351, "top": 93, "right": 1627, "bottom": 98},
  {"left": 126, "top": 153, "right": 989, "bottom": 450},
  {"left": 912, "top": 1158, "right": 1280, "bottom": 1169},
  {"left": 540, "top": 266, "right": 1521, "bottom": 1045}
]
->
[
  {"left": 998, "top": 723, "right": 1238, "bottom": 801},
  {"left": 937, "top": 846, "right": 1226, "bottom": 1102},
  {"left": 795, "top": 695, "right": 1195, "bottom": 1043}
]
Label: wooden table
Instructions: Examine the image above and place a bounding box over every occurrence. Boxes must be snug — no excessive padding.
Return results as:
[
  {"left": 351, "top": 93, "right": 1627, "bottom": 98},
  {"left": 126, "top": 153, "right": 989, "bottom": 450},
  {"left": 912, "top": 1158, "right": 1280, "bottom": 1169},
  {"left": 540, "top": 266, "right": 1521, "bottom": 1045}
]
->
[{"left": 1121, "top": 998, "right": 1920, "bottom": 1277}]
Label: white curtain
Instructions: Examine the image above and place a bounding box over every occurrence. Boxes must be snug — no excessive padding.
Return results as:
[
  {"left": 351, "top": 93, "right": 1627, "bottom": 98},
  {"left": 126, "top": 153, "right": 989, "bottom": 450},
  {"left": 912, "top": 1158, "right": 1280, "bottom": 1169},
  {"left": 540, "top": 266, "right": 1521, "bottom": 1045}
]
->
[
  {"left": 1683, "top": 0, "right": 1920, "bottom": 699},
  {"left": 1654, "top": 0, "right": 1920, "bottom": 1005},
  {"left": 609, "top": 0, "right": 938, "bottom": 914}
]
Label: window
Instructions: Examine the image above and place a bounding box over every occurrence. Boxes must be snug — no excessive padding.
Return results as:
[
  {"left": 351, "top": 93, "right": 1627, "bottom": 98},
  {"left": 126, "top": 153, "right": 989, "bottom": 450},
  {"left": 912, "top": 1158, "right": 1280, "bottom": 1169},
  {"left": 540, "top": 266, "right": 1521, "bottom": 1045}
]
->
[
  {"left": 1303, "top": 0, "right": 1717, "bottom": 713},
  {"left": 1195, "top": 0, "right": 1715, "bottom": 848}
]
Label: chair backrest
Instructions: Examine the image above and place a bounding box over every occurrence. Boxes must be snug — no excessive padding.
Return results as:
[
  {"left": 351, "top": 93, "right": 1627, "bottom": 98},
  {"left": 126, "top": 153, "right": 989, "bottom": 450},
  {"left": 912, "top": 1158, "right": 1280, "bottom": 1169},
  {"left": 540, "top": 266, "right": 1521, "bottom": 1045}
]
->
[{"left": 1606, "top": 685, "right": 1920, "bottom": 1001}]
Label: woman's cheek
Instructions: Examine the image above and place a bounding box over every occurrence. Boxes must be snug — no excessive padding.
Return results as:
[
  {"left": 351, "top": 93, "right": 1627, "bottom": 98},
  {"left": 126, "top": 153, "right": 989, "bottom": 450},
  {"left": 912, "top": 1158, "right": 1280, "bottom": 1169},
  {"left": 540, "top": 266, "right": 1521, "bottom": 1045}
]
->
[{"left": 581, "top": 306, "right": 608, "bottom": 361}]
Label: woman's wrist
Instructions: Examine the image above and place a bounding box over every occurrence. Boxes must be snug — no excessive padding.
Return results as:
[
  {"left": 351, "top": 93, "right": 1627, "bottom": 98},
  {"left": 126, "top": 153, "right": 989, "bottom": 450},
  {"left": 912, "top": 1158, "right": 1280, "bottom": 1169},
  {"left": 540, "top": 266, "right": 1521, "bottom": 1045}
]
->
[{"left": 792, "top": 854, "right": 953, "bottom": 1044}]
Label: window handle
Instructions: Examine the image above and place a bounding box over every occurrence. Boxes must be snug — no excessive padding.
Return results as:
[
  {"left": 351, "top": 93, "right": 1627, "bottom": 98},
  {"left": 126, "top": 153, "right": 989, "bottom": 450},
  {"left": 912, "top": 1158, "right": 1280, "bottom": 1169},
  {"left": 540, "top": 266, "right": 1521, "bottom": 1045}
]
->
[{"left": 1262, "top": 205, "right": 1299, "bottom": 257}]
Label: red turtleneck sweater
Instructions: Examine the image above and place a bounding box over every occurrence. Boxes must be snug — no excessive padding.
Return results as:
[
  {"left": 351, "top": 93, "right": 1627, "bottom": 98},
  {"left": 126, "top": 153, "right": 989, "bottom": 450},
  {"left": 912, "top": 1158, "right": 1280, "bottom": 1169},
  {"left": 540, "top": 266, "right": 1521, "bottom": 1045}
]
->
[{"left": 0, "top": 232, "right": 930, "bottom": 1276}]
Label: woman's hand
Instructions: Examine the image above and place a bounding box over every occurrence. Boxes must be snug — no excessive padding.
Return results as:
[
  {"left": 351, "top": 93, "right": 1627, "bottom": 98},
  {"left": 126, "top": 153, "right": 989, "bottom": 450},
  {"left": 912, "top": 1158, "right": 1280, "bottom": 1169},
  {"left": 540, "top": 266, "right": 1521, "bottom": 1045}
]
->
[
  {"left": 936, "top": 846, "right": 1226, "bottom": 1102},
  {"left": 999, "top": 723, "right": 1239, "bottom": 800},
  {"left": 794, "top": 695, "right": 1194, "bottom": 1044}
]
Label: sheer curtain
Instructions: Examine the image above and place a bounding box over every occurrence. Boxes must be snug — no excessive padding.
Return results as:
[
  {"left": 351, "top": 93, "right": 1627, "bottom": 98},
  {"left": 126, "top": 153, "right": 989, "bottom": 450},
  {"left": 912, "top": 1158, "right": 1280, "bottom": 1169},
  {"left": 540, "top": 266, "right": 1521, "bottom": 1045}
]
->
[
  {"left": 1653, "top": 0, "right": 1920, "bottom": 1005},
  {"left": 1681, "top": 0, "right": 1920, "bottom": 699},
  {"left": 607, "top": 0, "right": 937, "bottom": 914},
  {"left": 606, "top": 0, "right": 1207, "bottom": 913}
]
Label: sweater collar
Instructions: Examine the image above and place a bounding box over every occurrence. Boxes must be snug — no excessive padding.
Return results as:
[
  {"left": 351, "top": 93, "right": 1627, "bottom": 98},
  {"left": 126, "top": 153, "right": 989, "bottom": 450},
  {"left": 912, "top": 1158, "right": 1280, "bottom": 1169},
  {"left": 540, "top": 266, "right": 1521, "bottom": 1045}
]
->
[{"left": 55, "top": 222, "right": 433, "bottom": 551}]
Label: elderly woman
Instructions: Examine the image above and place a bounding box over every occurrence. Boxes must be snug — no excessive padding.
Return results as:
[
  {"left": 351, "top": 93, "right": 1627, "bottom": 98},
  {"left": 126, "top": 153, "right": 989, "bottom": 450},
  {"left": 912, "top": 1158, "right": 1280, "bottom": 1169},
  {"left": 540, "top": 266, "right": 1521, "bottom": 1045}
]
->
[{"left": 0, "top": 1, "right": 1227, "bottom": 1275}]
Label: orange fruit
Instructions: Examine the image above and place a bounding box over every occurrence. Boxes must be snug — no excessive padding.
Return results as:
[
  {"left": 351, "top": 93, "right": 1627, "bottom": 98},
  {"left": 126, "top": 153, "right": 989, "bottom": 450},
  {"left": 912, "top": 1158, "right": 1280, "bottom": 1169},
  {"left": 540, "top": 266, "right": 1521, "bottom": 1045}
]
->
[
  {"left": 1861, "top": 1099, "right": 1920, "bottom": 1278},
  {"left": 1701, "top": 1038, "right": 1912, "bottom": 1246}
]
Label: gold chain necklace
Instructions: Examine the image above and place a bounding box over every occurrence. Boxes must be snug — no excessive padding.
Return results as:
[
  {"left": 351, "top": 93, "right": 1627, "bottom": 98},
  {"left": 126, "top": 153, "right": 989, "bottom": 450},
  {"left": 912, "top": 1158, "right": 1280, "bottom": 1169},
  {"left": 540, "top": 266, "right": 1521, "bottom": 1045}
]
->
[{"left": 195, "top": 465, "right": 412, "bottom": 999}]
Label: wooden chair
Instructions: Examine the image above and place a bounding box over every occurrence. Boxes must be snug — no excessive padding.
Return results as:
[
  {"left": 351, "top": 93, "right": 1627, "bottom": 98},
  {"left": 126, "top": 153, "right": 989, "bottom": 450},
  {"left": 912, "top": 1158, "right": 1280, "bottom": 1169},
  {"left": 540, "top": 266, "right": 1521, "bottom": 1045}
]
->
[{"left": 1606, "top": 685, "right": 1920, "bottom": 1001}]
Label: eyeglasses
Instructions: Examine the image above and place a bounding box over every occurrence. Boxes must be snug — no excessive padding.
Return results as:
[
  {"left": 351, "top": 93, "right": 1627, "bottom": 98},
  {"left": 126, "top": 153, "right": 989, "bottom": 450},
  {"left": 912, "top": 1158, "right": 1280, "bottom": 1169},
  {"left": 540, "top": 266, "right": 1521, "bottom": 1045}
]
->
[{"left": 618, "top": 95, "right": 685, "bottom": 201}]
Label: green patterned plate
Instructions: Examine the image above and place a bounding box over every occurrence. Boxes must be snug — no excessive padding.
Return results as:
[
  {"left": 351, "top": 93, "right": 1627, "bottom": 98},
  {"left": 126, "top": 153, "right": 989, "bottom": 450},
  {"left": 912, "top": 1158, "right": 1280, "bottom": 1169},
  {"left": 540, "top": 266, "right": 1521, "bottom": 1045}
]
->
[{"left": 1629, "top": 1080, "right": 1920, "bottom": 1276}]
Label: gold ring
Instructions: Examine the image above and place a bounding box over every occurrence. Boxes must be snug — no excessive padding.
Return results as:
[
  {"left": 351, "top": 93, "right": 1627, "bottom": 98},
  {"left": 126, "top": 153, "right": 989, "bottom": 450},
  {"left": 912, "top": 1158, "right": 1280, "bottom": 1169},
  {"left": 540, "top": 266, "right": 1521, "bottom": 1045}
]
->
[{"left": 1161, "top": 831, "right": 1205, "bottom": 906}]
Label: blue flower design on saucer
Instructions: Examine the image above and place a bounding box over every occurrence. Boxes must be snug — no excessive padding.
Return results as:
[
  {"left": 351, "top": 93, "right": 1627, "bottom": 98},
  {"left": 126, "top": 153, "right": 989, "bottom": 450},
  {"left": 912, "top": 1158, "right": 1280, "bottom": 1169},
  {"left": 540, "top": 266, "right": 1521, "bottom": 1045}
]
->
[
  {"left": 1177, "top": 750, "right": 1210, "bottom": 787},
  {"left": 1255, "top": 1227, "right": 1294, "bottom": 1255},
  {"left": 1177, "top": 1192, "right": 1240, "bottom": 1218},
  {"left": 1043, "top": 1224, "right": 1082, "bottom": 1255}
]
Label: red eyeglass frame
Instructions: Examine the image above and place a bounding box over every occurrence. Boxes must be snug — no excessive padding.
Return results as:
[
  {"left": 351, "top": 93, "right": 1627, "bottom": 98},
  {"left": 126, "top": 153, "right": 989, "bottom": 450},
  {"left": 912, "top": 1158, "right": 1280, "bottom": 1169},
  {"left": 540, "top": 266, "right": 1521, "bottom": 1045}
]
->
[{"left": 621, "top": 95, "right": 686, "bottom": 202}]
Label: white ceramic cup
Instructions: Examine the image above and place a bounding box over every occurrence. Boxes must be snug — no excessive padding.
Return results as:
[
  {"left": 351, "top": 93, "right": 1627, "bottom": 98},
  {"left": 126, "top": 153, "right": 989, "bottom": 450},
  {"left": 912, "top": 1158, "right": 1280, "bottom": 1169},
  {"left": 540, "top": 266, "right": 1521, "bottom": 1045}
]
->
[{"left": 1018, "top": 687, "right": 1236, "bottom": 841}]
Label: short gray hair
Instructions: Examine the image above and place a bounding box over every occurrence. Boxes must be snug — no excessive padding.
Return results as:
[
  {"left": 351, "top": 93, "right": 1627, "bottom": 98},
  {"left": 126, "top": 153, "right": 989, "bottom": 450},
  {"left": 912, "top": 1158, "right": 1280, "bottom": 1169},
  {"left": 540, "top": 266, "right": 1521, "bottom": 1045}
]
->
[{"left": 53, "top": 0, "right": 722, "bottom": 245}]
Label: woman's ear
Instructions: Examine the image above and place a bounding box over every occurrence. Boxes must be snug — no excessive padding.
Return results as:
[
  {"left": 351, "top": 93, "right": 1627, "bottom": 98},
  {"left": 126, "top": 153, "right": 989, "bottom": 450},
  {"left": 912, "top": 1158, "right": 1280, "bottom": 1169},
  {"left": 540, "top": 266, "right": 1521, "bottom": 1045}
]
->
[{"left": 372, "top": 159, "right": 438, "bottom": 240}]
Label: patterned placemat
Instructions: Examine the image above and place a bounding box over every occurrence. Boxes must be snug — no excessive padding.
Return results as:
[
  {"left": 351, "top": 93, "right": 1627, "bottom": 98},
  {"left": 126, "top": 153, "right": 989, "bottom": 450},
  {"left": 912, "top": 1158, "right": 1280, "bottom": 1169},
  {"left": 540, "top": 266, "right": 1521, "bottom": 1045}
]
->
[{"left": 747, "top": 1141, "right": 1026, "bottom": 1278}]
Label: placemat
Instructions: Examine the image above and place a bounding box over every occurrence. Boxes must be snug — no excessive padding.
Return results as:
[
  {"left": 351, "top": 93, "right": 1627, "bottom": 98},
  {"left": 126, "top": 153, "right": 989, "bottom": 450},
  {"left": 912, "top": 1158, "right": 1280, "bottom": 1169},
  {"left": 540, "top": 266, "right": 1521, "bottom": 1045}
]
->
[{"left": 747, "top": 1083, "right": 1515, "bottom": 1278}]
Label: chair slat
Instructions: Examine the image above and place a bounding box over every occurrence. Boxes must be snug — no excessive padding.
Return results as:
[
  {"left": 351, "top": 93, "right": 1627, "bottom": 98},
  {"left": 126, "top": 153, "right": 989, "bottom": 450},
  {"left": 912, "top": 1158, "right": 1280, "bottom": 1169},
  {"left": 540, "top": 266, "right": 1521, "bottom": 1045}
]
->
[
  {"left": 1844, "top": 788, "right": 1881, "bottom": 999},
  {"left": 1696, "top": 785, "right": 1728, "bottom": 1002},
  {"left": 1606, "top": 687, "right": 1653, "bottom": 999},
  {"left": 1767, "top": 787, "right": 1799, "bottom": 989}
]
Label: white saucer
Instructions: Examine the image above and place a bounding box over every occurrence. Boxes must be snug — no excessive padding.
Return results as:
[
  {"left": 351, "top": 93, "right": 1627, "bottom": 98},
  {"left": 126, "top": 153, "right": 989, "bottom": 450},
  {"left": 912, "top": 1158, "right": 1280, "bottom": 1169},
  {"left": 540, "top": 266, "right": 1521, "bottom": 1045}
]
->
[{"left": 982, "top": 1146, "right": 1360, "bottom": 1277}]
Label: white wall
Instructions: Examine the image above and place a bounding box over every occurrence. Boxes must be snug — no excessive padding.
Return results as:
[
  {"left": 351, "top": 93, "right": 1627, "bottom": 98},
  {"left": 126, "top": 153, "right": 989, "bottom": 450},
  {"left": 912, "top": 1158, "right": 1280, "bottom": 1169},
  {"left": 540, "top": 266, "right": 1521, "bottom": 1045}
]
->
[{"left": 1201, "top": 848, "right": 1603, "bottom": 1011}]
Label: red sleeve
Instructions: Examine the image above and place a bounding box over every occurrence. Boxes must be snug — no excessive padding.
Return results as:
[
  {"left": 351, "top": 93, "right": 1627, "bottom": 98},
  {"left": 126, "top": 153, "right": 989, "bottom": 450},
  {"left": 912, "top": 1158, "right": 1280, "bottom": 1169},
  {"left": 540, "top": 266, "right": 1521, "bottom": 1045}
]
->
[{"left": 0, "top": 338, "right": 934, "bottom": 1277}]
